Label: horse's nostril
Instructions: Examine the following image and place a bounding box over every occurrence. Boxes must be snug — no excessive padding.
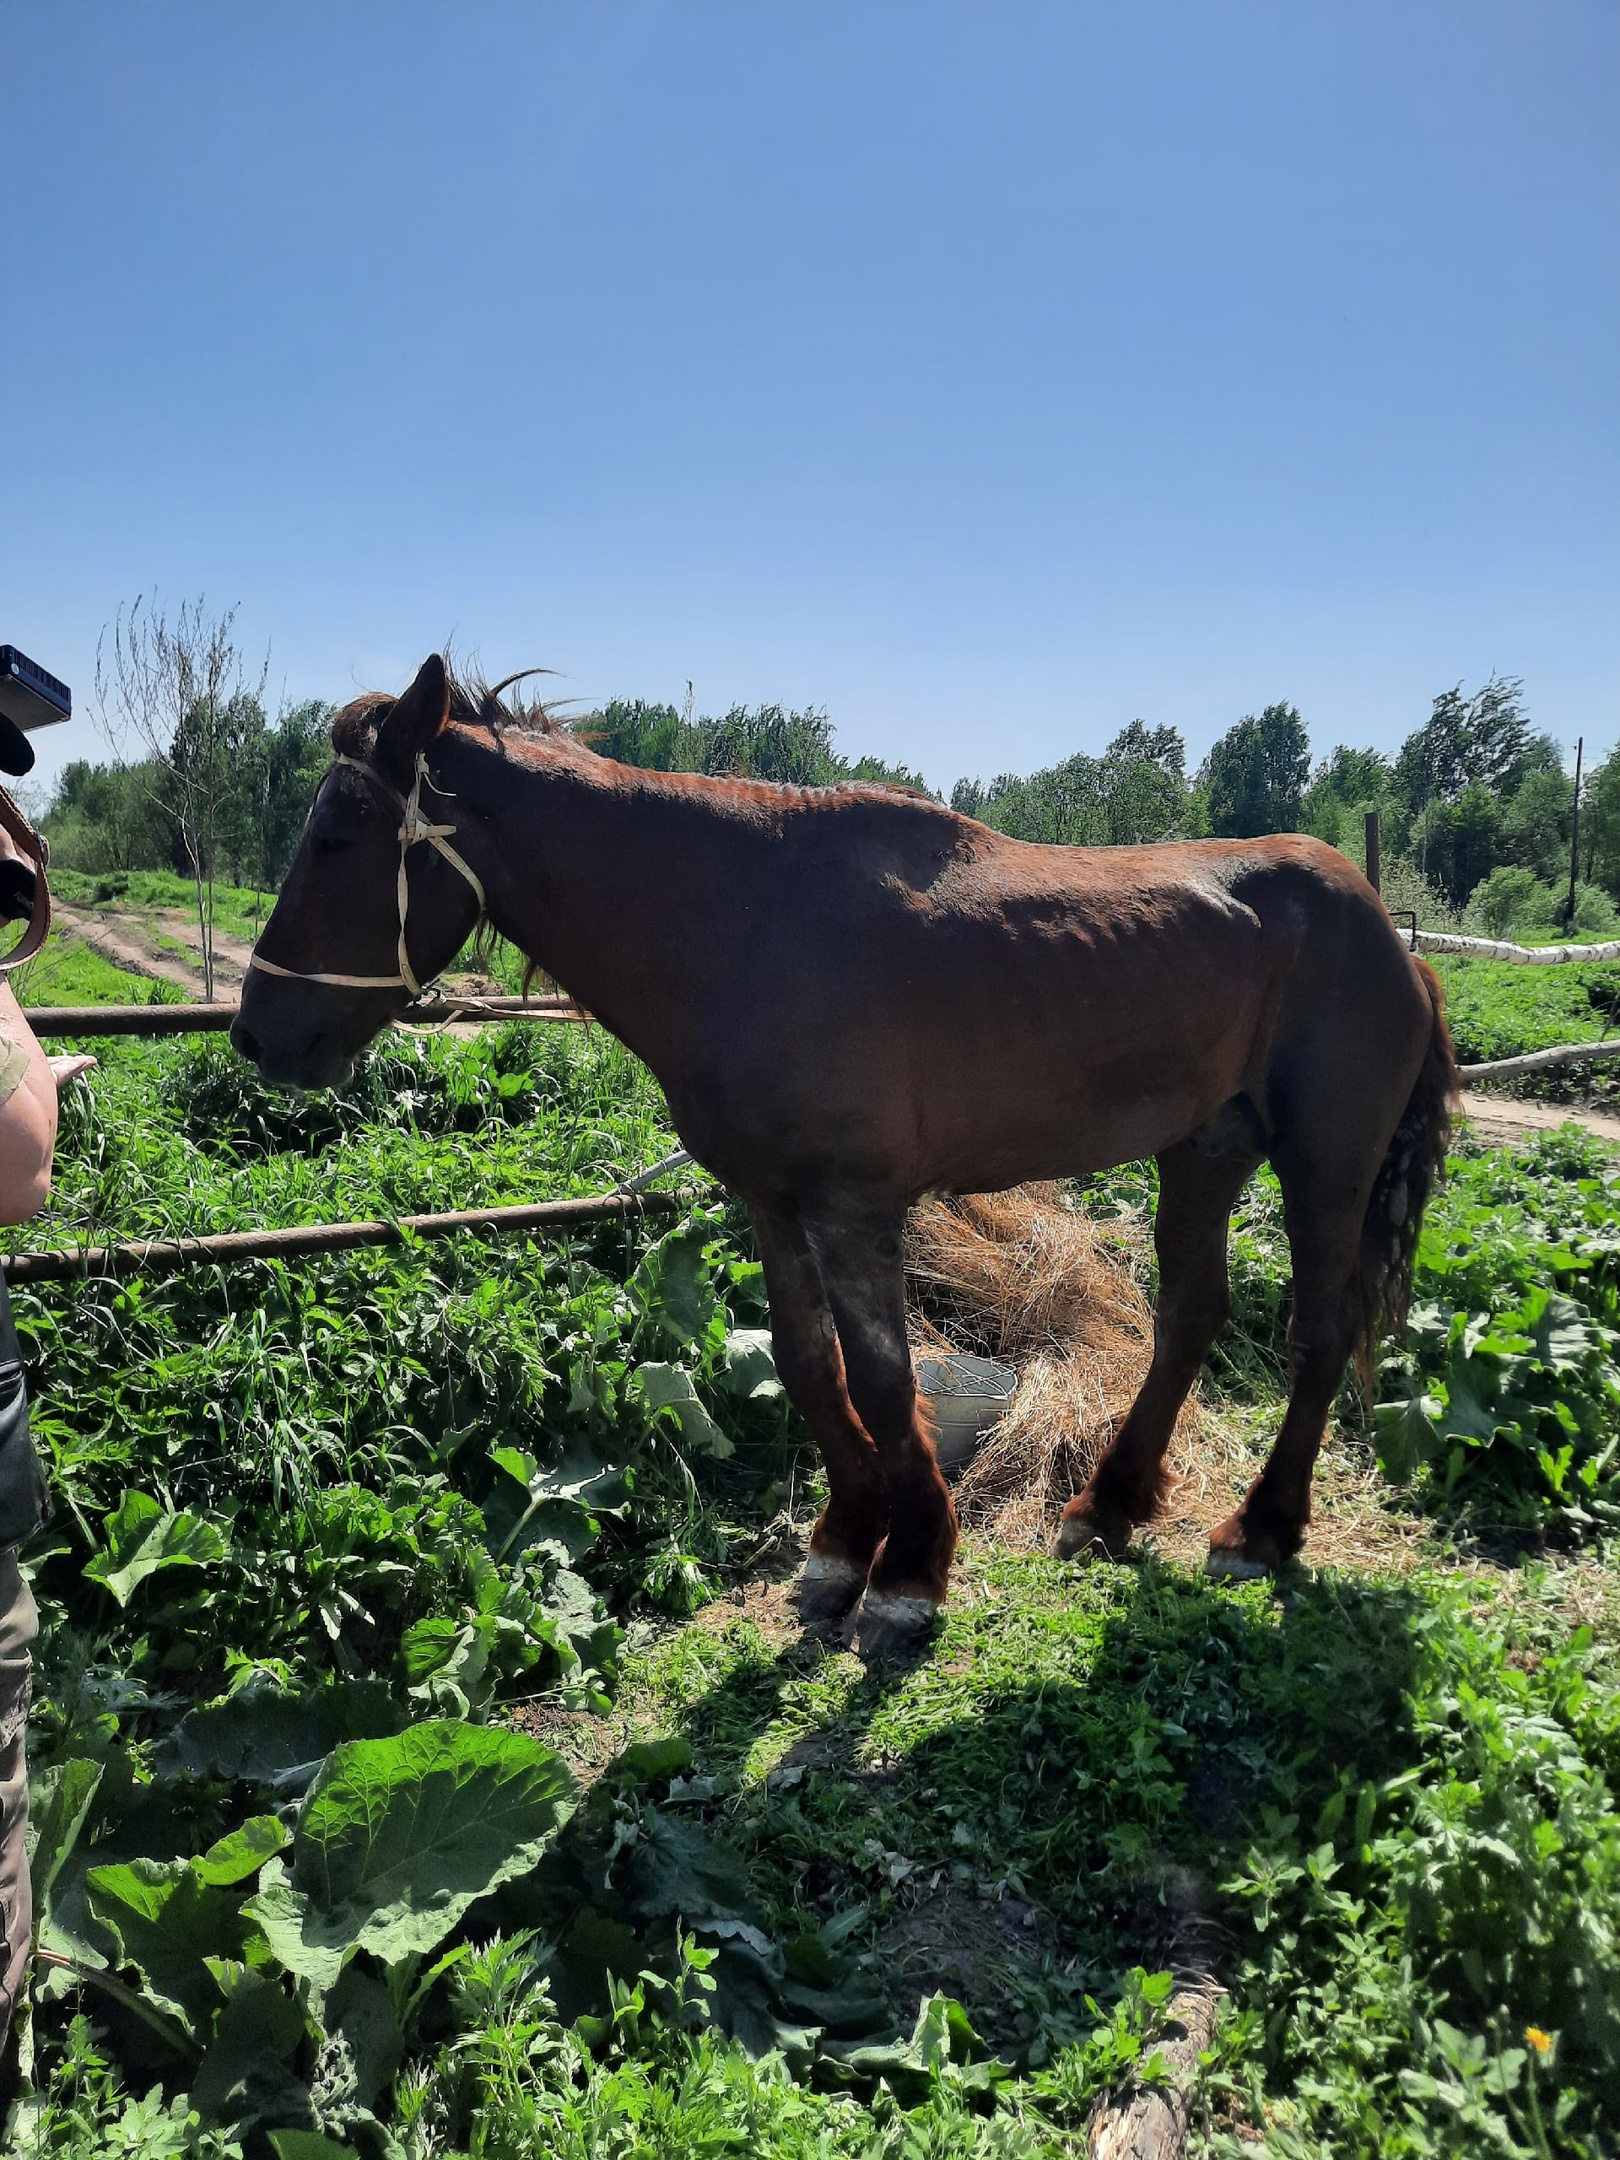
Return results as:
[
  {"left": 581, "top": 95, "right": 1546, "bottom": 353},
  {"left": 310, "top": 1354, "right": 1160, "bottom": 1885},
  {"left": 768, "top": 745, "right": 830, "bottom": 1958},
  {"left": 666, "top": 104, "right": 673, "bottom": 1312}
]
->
[{"left": 229, "top": 1022, "right": 261, "bottom": 1066}]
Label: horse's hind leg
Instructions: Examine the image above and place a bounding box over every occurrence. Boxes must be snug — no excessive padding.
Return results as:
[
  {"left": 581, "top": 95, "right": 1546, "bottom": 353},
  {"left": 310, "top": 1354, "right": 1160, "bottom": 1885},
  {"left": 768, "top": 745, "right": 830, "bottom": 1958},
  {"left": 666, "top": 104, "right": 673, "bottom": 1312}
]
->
[
  {"left": 1058, "top": 1138, "right": 1260, "bottom": 1562},
  {"left": 802, "top": 1197, "right": 957, "bottom": 1659},
  {"left": 1205, "top": 1147, "right": 1368, "bottom": 1578},
  {"left": 750, "top": 1204, "right": 890, "bottom": 1625}
]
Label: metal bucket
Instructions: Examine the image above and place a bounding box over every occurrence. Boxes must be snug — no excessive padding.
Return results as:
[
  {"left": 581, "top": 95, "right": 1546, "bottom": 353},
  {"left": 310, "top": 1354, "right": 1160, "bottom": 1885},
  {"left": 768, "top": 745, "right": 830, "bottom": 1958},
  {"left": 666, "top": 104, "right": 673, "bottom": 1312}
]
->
[{"left": 916, "top": 1352, "right": 1017, "bottom": 1480}]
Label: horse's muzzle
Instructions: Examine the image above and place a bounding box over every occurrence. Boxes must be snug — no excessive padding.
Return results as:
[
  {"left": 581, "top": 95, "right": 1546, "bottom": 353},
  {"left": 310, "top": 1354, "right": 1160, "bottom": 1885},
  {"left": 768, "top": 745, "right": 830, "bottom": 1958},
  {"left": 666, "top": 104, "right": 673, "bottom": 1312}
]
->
[{"left": 229, "top": 1016, "right": 354, "bottom": 1092}]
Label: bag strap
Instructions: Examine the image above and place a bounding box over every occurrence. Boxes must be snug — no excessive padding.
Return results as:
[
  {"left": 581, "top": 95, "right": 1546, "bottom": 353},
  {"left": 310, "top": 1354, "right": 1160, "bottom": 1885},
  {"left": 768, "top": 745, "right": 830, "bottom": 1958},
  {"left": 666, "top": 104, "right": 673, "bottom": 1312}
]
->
[{"left": 0, "top": 789, "right": 52, "bottom": 978}]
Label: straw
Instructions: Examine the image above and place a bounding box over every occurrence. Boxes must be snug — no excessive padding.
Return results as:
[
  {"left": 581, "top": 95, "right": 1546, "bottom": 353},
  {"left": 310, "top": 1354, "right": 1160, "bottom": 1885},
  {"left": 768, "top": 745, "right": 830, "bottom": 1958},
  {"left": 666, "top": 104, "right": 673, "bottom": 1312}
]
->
[{"left": 906, "top": 1185, "right": 1201, "bottom": 1545}]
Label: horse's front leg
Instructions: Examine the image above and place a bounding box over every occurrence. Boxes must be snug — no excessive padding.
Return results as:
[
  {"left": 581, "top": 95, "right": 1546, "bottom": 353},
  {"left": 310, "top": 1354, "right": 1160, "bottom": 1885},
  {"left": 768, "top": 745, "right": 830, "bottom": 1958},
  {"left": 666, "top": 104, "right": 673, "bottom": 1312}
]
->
[
  {"left": 803, "top": 1197, "right": 957, "bottom": 1658},
  {"left": 750, "top": 1204, "right": 890, "bottom": 1626}
]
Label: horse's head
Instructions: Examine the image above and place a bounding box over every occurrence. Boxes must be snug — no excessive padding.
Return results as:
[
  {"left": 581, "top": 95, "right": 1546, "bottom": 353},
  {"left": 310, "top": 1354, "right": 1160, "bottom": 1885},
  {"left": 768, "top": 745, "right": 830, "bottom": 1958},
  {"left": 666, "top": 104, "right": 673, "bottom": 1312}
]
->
[{"left": 232, "top": 654, "right": 486, "bottom": 1088}]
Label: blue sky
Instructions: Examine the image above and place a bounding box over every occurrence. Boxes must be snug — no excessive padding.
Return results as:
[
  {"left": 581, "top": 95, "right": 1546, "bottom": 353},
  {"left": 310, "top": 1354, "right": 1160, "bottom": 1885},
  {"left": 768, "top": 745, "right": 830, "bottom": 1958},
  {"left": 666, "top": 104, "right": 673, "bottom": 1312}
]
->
[{"left": 4, "top": 2, "right": 1616, "bottom": 797}]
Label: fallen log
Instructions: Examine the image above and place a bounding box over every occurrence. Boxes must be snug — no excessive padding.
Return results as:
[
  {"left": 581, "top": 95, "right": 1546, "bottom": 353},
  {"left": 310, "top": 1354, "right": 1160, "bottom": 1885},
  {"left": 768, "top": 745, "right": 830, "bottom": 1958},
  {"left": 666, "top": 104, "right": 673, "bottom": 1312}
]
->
[
  {"left": 1089, "top": 1985, "right": 1223, "bottom": 2160},
  {"left": 1458, "top": 1038, "right": 1620, "bottom": 1084},
  {"left": 1415, "top": 931, "right": 1620, "bottom": 965}
]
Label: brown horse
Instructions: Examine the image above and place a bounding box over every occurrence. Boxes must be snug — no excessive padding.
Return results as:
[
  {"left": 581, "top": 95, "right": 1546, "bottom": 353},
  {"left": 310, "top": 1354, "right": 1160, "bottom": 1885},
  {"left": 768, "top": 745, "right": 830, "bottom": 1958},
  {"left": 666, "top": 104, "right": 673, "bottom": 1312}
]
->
[{"left": 233, "top": 656, "right": 1456, "bottom": 1655}]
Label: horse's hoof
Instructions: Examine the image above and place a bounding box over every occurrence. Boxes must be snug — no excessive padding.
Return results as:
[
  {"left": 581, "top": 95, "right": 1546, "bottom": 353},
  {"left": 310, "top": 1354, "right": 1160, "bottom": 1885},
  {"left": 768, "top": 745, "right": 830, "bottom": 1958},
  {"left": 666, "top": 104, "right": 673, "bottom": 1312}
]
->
[
  {"left": 1206, "top": 1509, "right": 1292, "bottom": 1580},
  {"left": 852, "top": 1589, "right": 940, "bottom": 1661},
  {"left": 1204, "top": 1547, "right": 1273, "bottom": 1581},
  {"left": 793, "top": 1553, "right": 869, "bottom": 1628},
  {"left": 1055, "top": 1502, "right": 1133, "bottom": 1563}
]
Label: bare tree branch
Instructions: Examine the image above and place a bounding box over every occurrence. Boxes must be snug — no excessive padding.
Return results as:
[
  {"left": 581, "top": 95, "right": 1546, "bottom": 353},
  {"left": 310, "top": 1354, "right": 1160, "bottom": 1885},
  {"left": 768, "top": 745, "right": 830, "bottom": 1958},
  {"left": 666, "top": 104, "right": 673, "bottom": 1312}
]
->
[{"left": 94, "top": 595, "right": 269, "bottom": 1000}]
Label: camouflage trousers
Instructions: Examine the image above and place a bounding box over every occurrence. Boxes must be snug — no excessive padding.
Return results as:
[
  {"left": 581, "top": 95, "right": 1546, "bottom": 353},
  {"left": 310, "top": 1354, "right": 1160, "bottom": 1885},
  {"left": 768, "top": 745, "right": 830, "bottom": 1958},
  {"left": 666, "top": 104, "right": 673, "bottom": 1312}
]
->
[{"left": 0, "top": 1550, "right": 35, "bottom": 2047}]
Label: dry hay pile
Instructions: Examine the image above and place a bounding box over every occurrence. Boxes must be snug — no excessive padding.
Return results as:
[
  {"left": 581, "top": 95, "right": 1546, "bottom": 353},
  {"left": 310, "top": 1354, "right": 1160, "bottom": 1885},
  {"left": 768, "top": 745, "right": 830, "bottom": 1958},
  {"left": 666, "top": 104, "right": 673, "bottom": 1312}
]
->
[{"left": 906, "top": 1183, "right": 1199, "bottom": 1546}]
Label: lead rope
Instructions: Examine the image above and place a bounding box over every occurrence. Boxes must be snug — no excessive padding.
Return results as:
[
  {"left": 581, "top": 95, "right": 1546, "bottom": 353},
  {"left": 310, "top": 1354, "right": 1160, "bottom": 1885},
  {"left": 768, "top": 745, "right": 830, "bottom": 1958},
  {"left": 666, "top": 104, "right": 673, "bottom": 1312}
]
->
[{"left": 247, "top": 752, "right": 528, "bottom": 1015}]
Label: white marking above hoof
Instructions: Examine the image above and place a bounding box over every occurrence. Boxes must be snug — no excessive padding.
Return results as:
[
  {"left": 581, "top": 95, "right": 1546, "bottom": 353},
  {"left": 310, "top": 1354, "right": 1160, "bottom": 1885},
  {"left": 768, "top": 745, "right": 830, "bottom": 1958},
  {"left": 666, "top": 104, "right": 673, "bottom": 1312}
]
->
[{"left": 1205, "top": 1549, "right": 1273, "bottom": 1581}]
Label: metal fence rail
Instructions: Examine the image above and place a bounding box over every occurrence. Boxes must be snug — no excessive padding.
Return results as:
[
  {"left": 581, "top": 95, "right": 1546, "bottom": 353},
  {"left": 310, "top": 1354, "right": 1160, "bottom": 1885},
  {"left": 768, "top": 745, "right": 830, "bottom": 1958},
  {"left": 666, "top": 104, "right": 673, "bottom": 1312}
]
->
[{"left": 1, "top": 1184, "right": 690, "bottom": 1286}]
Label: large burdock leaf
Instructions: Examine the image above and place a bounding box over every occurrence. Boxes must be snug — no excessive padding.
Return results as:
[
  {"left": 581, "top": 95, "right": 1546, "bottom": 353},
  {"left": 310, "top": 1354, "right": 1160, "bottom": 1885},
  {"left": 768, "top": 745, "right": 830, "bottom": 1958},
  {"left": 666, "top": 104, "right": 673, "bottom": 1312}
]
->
[
  {"left": 629, "top": 1225, "right": 719, "bottom": 1349},
  {"left": 158, "top": 1676, "right": 404, "bottom": 1786},
  {"left": 246, "top": 1721, "right": 575, "bottom": 1986},
  {"left": 84, "top": 1489, "right": 228, "bottom": 1606},
  {"left": 629, "top": 1361, "right": 733, "bottom": 1458},
  {"left": 26, "top": 1757, "right": 103, "bottom": 1915},
  {"left": 722, "top": 1328, "right": 783, "bottom": 1401},
  {"left": 86, "top": 1857, "right": 257, "bottom": 2035}
]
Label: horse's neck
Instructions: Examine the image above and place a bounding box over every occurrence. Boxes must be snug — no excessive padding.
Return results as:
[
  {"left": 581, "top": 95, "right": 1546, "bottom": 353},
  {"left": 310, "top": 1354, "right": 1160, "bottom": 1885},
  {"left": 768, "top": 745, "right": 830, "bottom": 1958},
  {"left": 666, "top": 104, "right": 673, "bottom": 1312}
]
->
[{"left": 450, "top": 734, "right": 707, "bottom": 1035}]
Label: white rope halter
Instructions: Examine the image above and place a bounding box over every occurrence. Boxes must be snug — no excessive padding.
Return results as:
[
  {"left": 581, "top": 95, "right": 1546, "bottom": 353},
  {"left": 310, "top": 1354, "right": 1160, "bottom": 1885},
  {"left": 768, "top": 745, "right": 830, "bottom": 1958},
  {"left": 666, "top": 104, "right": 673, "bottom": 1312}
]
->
[{"left": 248, "top": 752, "right": 488, "bottom": 999}]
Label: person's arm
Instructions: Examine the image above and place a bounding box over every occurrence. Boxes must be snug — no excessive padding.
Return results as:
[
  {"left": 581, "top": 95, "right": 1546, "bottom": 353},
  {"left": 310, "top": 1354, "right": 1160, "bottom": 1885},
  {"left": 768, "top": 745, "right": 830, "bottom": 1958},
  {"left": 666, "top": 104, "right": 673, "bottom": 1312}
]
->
[{"left": 0, "top": 981, "right": 57, "bottom": 1226}]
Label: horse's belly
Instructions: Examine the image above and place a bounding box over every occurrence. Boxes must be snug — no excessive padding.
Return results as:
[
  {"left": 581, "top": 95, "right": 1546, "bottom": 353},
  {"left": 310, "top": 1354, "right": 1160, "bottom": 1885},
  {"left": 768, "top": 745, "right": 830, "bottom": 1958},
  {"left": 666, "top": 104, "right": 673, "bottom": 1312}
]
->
[
  {"left": 904, "top": 977, "right": 1265, "bottom": 1188},
  {"left": 918, "top": 1063, "right": 1240, "bottom": 1191}
]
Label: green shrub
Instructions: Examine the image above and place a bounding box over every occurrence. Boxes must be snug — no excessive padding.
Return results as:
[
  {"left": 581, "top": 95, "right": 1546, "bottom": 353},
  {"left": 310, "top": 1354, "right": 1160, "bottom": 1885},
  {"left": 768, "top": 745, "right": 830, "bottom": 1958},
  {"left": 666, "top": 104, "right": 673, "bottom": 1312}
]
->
[{"left": 1466, "top": 868, "right": 1620, "bottom": 942}]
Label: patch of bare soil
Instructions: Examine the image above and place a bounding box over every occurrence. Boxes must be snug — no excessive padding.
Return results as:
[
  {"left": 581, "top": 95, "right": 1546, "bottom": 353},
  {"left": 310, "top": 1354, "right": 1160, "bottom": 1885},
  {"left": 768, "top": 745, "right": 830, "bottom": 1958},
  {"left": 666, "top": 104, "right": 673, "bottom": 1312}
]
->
[
  {"left": 504, "top": 1699, "right": 629, "bottom": 1783},
  {"left": 51, "top": 905, "right": 205, "bottom": 994},
  {"left": 689, "top": 1568, "right": 806, "bottom": 1650},
  {"left": 145, "top": 907, "right": 258, "bottom": 983},
  {"left": 877, "top": 1884, "right": 1059, "bottom": 2044},
  {"left": 52, "top": 904, "right": 258, "bottom": 996},
  {"left": 1459, "top": 1090, "right": 1620, "bottom": 1149}
]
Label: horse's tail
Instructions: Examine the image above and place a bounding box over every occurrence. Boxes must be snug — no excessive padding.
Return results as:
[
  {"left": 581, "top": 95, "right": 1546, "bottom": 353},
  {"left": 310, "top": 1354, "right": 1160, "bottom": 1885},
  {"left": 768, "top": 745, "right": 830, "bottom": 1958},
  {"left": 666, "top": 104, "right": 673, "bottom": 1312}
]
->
[{"left": 1354, "top": 957, "right": 1459, "bottom": 1395}]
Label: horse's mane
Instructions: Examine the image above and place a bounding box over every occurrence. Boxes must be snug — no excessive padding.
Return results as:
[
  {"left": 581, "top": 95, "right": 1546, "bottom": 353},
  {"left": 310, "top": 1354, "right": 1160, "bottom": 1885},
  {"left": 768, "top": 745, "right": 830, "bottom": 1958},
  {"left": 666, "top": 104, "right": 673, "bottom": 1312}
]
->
[
  {"left": 330, "top": 664, "right": 567, "bottom": 759},
  {"left": 329, "top": 664, "right": 940, "bottom": 812}
]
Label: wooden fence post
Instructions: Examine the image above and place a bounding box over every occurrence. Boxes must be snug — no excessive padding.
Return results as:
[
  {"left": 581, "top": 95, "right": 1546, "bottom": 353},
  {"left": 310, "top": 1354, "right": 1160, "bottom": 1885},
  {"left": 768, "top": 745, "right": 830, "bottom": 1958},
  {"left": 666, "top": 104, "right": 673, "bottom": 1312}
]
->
[{"left": 1364, "top": 809, "right": 1381, "bottom": 895}]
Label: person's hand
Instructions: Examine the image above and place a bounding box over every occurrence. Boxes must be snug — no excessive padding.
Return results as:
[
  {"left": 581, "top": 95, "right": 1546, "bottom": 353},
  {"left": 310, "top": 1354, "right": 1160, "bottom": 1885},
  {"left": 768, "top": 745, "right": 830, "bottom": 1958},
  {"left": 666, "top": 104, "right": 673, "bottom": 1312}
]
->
[{"left": 48, "top": 1054, "right": 96, "bottom": 1087}]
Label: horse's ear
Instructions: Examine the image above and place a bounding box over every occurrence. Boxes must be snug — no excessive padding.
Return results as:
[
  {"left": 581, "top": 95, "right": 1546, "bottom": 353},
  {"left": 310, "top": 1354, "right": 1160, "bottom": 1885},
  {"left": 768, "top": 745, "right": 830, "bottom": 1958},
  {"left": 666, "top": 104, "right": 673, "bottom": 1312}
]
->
[{"left": 376, "top": 655, "right": 450, "bottom": 778}]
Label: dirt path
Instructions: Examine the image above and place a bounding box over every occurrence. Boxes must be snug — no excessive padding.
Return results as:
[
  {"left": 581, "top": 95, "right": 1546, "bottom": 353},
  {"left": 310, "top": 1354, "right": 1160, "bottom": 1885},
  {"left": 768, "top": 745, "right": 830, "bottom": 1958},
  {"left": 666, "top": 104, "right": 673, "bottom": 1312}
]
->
[
  {"left": 52, "top": 905, "right": 257, "bottom": 996},
  {"left": 50, "top": 905, "right": 503, "bottom": 1009},
  {"left": 1459, "top": 1089, "right": 1620, "bottom": 1149}
]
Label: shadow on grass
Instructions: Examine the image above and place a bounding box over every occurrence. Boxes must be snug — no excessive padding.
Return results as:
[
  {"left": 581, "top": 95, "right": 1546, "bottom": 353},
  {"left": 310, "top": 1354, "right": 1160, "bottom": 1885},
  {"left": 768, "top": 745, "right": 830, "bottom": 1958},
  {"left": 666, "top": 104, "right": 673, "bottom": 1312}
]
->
[{"left": 515, "top": 1555, "right": 1439, "bottom": 2054}]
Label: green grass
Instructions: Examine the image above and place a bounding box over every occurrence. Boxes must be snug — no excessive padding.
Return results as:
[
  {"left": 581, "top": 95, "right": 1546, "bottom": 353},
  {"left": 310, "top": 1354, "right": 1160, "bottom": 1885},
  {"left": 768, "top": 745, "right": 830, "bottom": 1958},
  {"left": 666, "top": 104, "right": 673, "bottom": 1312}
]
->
[
  {"left": 1430, "top": 956, "right": 1619, "bottom": 1095},
  {"left": 10, "top": 1026, "right": 676, "bottom": 1248},
  {"left": 596, "top": 1553, "right": 1620, "bottom": 2155},
  {"left": 11, "top": 936, "right": 181, "bottom": 1010},
  {"left": 9, "top": 1031, "right": 1620, "bottom": 2158},
  {"left": 48, "top": 867, "right": 275, "bottom": 948}
]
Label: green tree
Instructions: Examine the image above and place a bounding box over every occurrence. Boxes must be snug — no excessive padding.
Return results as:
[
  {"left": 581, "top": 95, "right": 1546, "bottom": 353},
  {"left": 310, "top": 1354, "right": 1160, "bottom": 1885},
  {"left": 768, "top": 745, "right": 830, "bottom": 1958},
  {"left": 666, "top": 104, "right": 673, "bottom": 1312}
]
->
[
  {"left": 257, "top": 700, "right": 335, "bottom": 886},
  {"left": 848, "top": 754, "right": 935, "bottom": 794},
  {"left": 1200, "top": 702, "right": 1310, "bottom": 838},
  {"left": 951, "top": 722, "right": 1195, "bottom": 847},
  {"left": 1583, "top": 744, "right": 1620, "bottom": 897},
  {"left": 584, "top": 699, "right": 691, "bottom": 771},
  {"left": 166, "top": 687, "right": 271, "bottom": 890},
  {"left": 1300, "top": 745, "right": 1395, "bottom": 858},
  {"left": 1499, "top": 764, "right": 1573, "bottom": 883},
  {"left": 1394, "top": 676, "right": 1536, "bottom": 819},
  {"left": 1417, "top": 781, "right": 1504, "bottom": 905},
  {"left": 44, "top": 758, "right": 173, "bottom": 873},
  {"left": 693, "top": 703, "right": 844, "bottom": 786}
]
